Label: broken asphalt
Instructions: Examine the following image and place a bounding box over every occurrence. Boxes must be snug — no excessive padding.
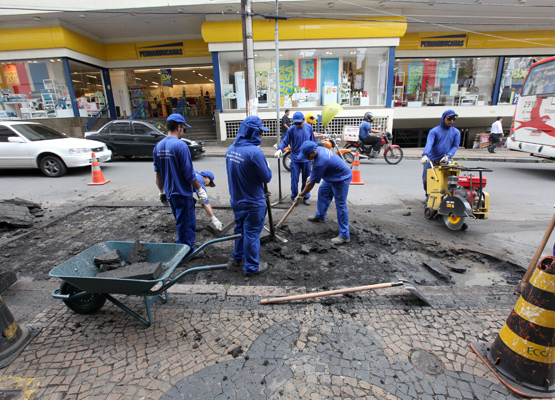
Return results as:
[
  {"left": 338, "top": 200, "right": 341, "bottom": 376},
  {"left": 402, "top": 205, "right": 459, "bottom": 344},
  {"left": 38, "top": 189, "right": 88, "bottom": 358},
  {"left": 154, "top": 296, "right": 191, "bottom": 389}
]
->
[{"left": 0, "top": 145, "right": 549, "bottom": 399}]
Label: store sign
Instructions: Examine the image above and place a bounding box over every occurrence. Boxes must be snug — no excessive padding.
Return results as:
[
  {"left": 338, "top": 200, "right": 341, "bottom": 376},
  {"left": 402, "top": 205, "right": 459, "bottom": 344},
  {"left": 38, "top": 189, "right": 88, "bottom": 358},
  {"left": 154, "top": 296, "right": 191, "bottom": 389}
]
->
[
  {"left": 161, "top": 69, "right": 173, "bottom": 87},
  {"left": 136, "top": 42, "right": 184, "bottom": 58},
  {"left": 279, "top": 60, "right": 294, "bottom": 96},
  {"left": 407, "top": 61, "right": 424, "bottom": 95},
  {"left": 419, "top": 34, "right": 467, "bottom": 49},
  {"left": 2, "top": 64, "right": 20, "bottom": 86}
]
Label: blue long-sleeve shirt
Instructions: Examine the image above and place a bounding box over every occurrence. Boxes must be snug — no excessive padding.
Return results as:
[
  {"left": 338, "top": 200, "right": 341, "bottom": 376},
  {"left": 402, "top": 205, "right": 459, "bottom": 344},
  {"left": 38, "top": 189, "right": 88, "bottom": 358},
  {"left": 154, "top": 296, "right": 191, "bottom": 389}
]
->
[
  {"left": 422, "top": 110, "right": 461, "bottom": 161},
  {"left": 226, "top": 118, "right": 272, "bottom": 208},
  {"left": 278, "top": 124, "right": 317, "bottom": 163},
  {"left": 153, "top": 137, "right": 196, "bottom": 199}
]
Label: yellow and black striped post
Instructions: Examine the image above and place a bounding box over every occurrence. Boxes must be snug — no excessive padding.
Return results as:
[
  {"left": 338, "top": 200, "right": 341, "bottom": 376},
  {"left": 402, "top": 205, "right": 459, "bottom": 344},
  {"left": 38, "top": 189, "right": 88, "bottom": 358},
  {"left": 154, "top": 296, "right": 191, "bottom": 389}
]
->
[
  {"left": 0, "top": 295, "right": 38, "bottom": 368},
  {"left": 471, "top": 255, "right": 555, "bottom": 398}
]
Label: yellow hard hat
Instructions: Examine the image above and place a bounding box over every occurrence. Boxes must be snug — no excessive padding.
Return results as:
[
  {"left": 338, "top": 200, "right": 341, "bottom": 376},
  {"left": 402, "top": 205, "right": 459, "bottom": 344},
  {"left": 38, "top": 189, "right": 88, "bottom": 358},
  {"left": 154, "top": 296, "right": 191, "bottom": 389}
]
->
[{"left": 305, "top": 112, "right": 317, "bottom": 125}]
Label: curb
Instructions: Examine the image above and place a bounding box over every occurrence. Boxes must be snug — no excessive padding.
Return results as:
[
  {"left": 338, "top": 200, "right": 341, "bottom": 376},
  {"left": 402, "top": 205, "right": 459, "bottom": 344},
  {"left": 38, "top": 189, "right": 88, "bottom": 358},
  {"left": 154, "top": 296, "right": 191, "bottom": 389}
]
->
[{"left": 206, "top": 152, "right": 545, "bottom": 163}]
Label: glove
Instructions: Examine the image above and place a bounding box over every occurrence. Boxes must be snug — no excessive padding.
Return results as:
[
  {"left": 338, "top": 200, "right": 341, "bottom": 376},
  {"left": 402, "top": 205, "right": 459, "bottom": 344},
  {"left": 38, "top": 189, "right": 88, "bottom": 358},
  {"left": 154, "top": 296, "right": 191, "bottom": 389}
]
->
[
  {"left": 210, "top": 216, "right": 223, "bottom": 231},
  {"left": 197, "top": 187, "right": 208, "bottom": 204},
  {"left": 274, "top": 149, "right": 283, "bottom": 159},
  {"left": 420, "top": 155, "right": 430, "bottom": 165},
  {"left": 294, "top": 195, "right": 304, "bottom": 205},
  {"left": 440, "top": 155, "right": 450, "bottom": 164},
  {"left": 159, "top": 192, "right": 169, "bottom": 206}
]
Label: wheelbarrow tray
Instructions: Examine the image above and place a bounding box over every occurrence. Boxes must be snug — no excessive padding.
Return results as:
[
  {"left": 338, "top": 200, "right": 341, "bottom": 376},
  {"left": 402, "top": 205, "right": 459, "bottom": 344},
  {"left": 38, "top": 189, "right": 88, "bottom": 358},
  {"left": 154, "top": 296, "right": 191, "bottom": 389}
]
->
[
  {"left": 49, "top": 241, "right": 189, "bottom": 296},
  {"left": 49, "top": 236, "right": 239, "bottom": 327}
]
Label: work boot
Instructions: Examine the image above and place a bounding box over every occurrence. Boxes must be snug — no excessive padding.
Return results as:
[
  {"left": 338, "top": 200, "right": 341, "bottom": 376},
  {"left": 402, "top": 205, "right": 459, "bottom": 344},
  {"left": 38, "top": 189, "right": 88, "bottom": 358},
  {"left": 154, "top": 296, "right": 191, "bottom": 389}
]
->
[
  {"left": 244, "top": 262, "right": 269, "bottom": 277},
  {"left": 227, "top": 258, "right": 244, "bottom": 269},
  {"left": 308, "top": 216, "right": 325, "bottom": 223},
  {"left": 303, "top": 198, "right": 311, "bottom": 206},
  {"left": 331, "top": 236, "right": 350, "bottom": 245}
]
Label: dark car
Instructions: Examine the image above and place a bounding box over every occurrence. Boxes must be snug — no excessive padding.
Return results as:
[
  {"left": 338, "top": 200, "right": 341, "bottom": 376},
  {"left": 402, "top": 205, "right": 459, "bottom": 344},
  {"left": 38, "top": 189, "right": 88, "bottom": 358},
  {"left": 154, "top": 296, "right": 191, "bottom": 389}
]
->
[{"left": 85, "top": 120, "right": 205, "bottom": 158}]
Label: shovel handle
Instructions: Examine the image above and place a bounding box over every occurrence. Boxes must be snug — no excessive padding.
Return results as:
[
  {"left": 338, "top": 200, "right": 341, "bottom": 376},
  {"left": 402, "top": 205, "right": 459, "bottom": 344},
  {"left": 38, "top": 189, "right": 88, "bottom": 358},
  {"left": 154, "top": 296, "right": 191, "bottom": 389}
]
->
[
  {"left": 275, "top": 201, "right": 299, "bottom": 230},
  {"left": 260, "top": 281, "right": 401, "bottom": 304}
]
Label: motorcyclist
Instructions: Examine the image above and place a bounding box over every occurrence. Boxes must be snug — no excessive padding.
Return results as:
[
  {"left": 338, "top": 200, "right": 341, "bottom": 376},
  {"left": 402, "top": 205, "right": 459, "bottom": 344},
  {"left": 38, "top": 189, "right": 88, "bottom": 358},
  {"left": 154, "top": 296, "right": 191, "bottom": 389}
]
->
[{"left": 358, "top": 112, "right": 386, "bottom": 158}]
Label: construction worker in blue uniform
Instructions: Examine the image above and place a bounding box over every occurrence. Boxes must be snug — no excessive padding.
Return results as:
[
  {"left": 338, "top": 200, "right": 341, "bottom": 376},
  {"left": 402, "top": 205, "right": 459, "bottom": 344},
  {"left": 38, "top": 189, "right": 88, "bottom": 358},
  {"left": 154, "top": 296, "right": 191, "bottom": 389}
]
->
[
  {"left": 154, "top": 114, "right": 208, "bottom": 253},
  {"left": 193, "top": 170, "right": 223, "bottom": 231},
  {"left": 420, "top": 109, "right": 461, "bottom": 193},
  {"left": 226, "top": 116, "right": 272, "bottom": 276},
  {"left": 296, "top": 141, "right": 352, "bottom": 245},
  {"left": 274, "top": 111, "right": 317, "bottom": 205}
]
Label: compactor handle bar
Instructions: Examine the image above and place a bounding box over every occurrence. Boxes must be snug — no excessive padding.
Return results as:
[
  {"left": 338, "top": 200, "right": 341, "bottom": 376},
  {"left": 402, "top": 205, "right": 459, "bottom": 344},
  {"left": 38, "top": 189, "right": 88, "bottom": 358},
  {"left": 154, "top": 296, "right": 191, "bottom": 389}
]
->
[{"left": 438, "top": 166, "right": 493, "bottom": 172}]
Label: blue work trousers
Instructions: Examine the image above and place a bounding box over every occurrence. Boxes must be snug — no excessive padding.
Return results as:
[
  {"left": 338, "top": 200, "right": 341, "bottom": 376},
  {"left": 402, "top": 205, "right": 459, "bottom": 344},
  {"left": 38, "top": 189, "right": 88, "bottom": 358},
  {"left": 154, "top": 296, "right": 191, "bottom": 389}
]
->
[
  {"left": 315, "top": 179, "right": 350, "bottom": 239},
  {"left": 168, "top": 195, "right": 196, "bottom": 252},
  {"left": 290, "top": 160, "right": 311, "bottom": 201},
  {"left": 231, "top": 204, "right": 266, "bottom": 274}
]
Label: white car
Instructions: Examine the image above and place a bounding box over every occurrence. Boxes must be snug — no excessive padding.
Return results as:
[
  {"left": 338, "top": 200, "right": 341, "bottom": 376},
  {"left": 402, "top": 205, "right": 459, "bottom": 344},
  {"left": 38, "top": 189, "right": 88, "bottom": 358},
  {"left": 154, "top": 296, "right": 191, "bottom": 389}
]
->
[{"left": 0, "top": 121, "right": 112, "bottom": 177}]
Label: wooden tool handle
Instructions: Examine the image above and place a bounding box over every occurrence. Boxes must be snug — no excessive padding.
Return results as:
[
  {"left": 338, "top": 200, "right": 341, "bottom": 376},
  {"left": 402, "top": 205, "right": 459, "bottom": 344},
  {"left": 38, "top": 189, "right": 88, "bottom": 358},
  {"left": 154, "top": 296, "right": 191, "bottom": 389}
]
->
[
  {"left": 260, "top": 282, "right": 395, "bottom": 304},
  {"left": 275, "top": 201, "right": 298, "bottom": 229},
  {"left": 519, "top": 210, "right": 555, "bottom": 291}
]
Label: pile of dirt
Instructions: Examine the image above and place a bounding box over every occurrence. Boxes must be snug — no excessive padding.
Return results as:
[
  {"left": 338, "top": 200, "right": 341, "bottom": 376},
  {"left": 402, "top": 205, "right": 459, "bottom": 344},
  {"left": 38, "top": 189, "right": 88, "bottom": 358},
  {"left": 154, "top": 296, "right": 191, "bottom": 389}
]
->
[{"left": 0, "top": 206, "right": 523, "bottom": 290}]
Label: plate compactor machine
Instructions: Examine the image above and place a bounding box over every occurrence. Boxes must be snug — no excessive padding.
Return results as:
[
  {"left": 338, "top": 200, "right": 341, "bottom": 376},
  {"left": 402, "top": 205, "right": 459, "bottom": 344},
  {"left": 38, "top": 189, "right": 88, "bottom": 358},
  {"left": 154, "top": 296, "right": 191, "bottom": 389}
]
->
[{"left": 425, "top": 162, "right": 492, "bottom": 230}]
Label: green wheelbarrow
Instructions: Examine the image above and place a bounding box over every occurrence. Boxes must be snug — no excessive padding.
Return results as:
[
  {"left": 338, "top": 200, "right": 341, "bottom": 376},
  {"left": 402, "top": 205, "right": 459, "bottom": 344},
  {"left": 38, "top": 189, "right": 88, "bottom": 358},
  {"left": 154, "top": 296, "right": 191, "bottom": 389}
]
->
[{"left": 50, "top": 235, "right": 239, "bottom": 327}]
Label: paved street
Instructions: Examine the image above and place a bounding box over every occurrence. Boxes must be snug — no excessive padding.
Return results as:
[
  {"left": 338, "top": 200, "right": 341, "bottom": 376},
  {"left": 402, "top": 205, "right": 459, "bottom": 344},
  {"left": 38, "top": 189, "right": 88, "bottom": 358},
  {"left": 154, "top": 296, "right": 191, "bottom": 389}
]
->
[{"left": 0, "top": 146, "right": 554, "bottom": 399}]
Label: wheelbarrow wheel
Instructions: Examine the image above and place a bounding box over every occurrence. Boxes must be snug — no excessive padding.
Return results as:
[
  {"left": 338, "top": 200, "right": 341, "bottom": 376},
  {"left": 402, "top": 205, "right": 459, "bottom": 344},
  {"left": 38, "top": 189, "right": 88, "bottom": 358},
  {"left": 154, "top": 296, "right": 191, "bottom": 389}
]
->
[{"left": 60, "top": 282, "right": 106, "bottom": 314}]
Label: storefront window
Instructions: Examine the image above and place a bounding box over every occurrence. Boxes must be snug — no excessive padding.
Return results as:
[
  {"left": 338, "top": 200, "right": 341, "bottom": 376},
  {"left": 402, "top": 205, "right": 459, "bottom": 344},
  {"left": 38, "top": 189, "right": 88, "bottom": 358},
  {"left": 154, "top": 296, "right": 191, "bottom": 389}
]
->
[
  {"left": 393, "top": 57, "right": 498, "bottom": 107},
  {"left": 498, "top": 56, "right": 549, "bottom": 104},
  {"left": 0, "top": 58, "right": 71, "bottom": 119},
  {"left": 109, "top": 66, "right": 214, "bottom": 119},
  {"left": 68, "top": 60, "right": 107, "bottom": 118},
  {"left": 218, "top": 47, "right": 390, "bottom": 110}
]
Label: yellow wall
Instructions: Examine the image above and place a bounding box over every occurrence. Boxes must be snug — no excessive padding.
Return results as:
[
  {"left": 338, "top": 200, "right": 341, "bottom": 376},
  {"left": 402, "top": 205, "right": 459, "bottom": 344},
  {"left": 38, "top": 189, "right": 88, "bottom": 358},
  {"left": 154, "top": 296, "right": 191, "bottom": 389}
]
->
[
  {"left": 0, "top": 27, "right": 209, "bottom": 62},
  {"left": 398, "top": 31, "right": 555, "bottom": 50},
  {"left": 0, "top": 27, "right": 106, "bottom": 59},
  {"left": 202, "top": 17, "right": 407, "bottom": 43}
]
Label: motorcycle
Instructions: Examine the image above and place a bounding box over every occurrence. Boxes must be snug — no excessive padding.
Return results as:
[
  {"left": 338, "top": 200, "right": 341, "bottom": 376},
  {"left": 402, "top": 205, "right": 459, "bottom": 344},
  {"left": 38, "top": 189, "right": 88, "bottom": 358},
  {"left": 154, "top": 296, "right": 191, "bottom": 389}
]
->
[
  {"left": 282, "top": 133, "right": 354, "bottom": 171},
  {"left": 343, "top": 131, "right": 403, "bottom": 165}
]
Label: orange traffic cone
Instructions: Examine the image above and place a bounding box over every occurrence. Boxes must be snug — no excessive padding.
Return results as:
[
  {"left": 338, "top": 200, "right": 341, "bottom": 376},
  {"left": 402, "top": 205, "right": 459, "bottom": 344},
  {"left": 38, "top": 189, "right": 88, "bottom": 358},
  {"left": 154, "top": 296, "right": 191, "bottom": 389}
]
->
[
  {"left": 471, "top": 256, "right": 555, "bottom": 398},
  {"left": 350, "top": 151, "right": 364, "bottom": 185},
  {"left": 87, "top": 153, "right": 110, "bottom": 186}
]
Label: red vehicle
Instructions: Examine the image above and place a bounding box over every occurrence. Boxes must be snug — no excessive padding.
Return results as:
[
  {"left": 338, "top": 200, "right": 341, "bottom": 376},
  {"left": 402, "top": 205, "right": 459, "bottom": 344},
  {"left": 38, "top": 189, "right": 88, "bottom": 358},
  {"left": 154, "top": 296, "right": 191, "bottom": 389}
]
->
[{"left": 343, "top": 130, "right": 404, "bottom": 165}]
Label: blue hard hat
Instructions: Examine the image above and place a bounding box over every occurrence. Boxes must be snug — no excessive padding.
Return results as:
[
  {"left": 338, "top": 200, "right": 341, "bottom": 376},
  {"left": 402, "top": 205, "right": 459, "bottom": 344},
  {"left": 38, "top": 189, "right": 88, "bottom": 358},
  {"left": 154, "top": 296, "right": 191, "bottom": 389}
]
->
[
  {"left": 298, "top": 141, "right": 318, "bottom": 160},
  {"left": 166, "top": 113, "right": 191, "bottom": 127},
  {"left": 199, "top": 171, "right": 215, "bottom": 187},
  {"left": 292, "top": 112, "right": 305, "bottom": 124}
]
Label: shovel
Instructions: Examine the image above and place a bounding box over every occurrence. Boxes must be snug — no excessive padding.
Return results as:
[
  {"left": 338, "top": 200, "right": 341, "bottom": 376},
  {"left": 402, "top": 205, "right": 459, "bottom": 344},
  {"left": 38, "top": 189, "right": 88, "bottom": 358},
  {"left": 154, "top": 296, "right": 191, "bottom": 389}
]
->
[
  {"left": 260, "top": 277, "right": 432, "bottom": 307},
  {"left": 275, "top": 200, "right": 299, "bottom": 230}
]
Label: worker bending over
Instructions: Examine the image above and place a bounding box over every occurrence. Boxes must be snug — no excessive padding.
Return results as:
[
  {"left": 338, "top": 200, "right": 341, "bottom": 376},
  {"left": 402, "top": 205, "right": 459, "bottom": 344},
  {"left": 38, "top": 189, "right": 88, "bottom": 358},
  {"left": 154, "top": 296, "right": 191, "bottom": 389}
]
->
[{"left": 296, "top": 141, "right": 352, "bottom": 245}]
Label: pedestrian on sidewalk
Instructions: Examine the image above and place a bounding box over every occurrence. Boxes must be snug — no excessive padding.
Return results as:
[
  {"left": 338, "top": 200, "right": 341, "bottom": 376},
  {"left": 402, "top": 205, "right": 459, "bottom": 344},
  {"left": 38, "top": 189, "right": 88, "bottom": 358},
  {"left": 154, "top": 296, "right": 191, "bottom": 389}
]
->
[
  {"left": 297, "top": 141, "right": 352, "bottom": 245},
  {"left": 420, "top": 109, "right": 461, "bottom": 194},
  {"left": 194, "top": 170, "right": 223, "bottom": 231},
  {"left": 488, "top": 117, "right": 503, "bottom": 153},
  {"left": 274, "top": 111, "right": 317, "bottom": 205},
  {"left": 226, "top": 116, "right": 272, "bottom": 276},
  {"left": 280, "top": 109, "right": 290, "bottom": 140},
  {"left": 154, "top": 114, "right": 208, "bottom": 253}
]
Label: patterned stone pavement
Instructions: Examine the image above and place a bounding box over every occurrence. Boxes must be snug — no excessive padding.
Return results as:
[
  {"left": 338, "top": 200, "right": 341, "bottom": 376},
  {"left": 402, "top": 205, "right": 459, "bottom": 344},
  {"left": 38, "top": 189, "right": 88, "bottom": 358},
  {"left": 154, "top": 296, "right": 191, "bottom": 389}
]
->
[{"left": 0, "top": 284, "right": 539, "bottom": 399}]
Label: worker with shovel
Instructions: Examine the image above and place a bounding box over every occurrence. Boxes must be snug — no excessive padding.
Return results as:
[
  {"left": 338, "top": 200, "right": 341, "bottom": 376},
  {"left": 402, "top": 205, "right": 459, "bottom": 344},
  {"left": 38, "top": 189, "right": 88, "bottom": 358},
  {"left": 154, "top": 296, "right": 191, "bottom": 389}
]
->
[
  {"left": 296, "top": 141, "right": 352, "bottom": 245},
  {"left": 225, "top": 116, "right": 272, "bottom": 276}
]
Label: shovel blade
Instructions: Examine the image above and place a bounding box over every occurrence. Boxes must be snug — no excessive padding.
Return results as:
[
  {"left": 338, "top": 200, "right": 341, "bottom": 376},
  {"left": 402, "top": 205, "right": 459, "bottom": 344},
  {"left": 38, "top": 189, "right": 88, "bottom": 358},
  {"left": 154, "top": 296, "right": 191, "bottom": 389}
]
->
[{"left": 403, "top": 282, "right": 433, "bottom": 307}]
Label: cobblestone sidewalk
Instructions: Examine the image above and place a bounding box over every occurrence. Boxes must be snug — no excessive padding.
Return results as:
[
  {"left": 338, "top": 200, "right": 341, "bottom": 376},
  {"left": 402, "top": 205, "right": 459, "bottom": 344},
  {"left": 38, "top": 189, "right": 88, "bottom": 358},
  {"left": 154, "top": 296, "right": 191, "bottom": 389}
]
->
[{"left": 0, "top": 284, "right": 540, "bottom": 399}]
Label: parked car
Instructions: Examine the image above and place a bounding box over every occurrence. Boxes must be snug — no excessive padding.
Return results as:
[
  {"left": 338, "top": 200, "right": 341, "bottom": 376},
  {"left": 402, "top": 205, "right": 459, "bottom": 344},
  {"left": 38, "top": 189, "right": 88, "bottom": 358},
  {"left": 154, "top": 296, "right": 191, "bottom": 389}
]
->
[
  {"left": 85, "top": 120, "right": 205, "bottom": 159},
  {"left": 0, "top": 121, "right": 111, "bottom": 177}
]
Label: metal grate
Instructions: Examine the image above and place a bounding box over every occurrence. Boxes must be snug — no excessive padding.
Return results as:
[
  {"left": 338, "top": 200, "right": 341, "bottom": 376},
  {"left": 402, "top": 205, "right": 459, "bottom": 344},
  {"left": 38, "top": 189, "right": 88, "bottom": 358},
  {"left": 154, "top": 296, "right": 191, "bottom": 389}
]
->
[
  {"left": 225, "top": 119, "right": 278, "bottom": 140},
  {"left": 225, "top": 117, "right": 389, "bottom": 140}
]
